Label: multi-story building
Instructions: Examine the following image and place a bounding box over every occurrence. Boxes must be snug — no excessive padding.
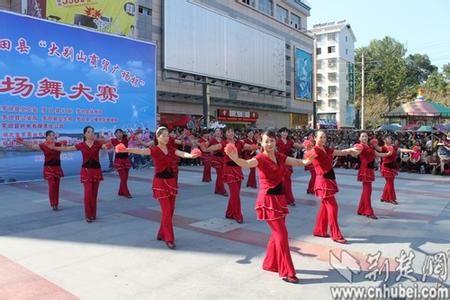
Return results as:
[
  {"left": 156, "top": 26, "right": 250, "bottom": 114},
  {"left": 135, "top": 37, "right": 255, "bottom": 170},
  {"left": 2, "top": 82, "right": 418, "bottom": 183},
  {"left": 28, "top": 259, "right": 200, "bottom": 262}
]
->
[
  {"left": 1, "top": 0, "right": 315, "bottom": 129},
  {"left": 311, "top": 20, "right": 356, "bottom": 128}
]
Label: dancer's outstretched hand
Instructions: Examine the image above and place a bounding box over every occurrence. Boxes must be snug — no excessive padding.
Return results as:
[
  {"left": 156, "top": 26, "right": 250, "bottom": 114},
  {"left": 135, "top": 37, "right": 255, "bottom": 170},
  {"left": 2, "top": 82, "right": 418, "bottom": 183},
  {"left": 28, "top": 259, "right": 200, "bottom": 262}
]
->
[
  {"left": 190, "top": 148, "right": 202, "bottom": 158},
  {"left": 224, "top": 143, "right": 238, "bottom": 159},
  {"left": 115, "top": 143, "right": 127, "bottom": 153}
]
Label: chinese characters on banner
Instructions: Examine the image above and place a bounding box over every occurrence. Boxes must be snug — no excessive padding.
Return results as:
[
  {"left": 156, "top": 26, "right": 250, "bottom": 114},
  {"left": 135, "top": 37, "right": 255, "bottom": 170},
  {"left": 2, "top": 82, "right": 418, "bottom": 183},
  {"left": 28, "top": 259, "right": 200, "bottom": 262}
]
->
[{"left": 0, "top": 11, "right": 156, "bottom": 181}]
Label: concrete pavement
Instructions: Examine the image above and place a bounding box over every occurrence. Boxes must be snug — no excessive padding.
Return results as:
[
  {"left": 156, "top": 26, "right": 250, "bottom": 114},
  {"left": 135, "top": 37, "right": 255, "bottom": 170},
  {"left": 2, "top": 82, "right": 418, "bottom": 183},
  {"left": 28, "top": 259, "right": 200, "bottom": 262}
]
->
[{"left": 0, "top": 166, "right": 449, "bottom": 299}]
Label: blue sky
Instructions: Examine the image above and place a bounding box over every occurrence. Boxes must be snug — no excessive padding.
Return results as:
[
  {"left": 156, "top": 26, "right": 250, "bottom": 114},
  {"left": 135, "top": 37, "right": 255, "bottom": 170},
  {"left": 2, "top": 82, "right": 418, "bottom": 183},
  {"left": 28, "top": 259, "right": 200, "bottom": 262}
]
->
[{"left": 308, "top": 0, "right": 450, "bottom": 69}]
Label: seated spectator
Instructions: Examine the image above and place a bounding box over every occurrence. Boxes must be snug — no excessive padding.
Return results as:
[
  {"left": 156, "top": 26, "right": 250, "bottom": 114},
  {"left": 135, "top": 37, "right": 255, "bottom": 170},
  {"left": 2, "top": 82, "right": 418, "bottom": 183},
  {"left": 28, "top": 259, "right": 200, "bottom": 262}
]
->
[
  {"left": 425, "top": 152, "right": 440, "bottom": 175},
  {"left": 437, "top": 135, "right": 450, "bottom": 175}
]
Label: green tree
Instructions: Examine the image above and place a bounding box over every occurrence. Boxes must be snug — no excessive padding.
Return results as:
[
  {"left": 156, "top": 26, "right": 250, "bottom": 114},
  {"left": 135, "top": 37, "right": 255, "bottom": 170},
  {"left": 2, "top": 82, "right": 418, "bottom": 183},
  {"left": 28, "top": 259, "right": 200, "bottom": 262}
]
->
[
  {"left": 405, "top": 54, "right": 437, "bottom": 85},
  {"left": 443, "top": 63, "right": 450, "bottom": 81},
  {"left": 425, "top": 71, "right": 446, "bottom": 91},
  {"left": 355, "top": 37, "right": 409, "bottom": 127}
]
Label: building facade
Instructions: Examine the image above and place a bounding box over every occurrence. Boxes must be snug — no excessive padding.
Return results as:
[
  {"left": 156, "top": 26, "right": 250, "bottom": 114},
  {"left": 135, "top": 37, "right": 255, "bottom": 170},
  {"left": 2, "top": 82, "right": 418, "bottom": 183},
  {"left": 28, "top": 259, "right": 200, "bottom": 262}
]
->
[
  {"left": 311, "top": 20, "right": 356, "bottom": 128},
  {"left": 1, "top": 0, "right": 314, "bottom": 129}
]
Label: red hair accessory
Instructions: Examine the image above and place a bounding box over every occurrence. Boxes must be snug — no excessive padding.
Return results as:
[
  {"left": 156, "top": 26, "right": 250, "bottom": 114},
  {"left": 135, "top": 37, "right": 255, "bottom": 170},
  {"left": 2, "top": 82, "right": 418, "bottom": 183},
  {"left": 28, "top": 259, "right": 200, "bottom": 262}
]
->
[{"left": 370, "top": 139, "right": 379, "bottom": 146}]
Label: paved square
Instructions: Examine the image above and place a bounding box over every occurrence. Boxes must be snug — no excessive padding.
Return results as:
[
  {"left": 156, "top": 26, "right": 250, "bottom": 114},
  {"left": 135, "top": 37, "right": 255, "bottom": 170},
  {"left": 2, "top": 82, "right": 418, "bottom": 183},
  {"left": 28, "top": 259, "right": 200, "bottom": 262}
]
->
[{"left": 0, "top": 166, "right": 449, "bottom": 299}]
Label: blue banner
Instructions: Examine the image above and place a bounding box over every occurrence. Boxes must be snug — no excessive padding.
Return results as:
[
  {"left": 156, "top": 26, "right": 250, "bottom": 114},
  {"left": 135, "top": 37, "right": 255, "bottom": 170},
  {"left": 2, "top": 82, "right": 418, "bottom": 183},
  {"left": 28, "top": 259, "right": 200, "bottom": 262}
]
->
[
  {"left": 0, "top": 11, "right": 156, "bottom": 182},
  {"left": 294, "top": 48, "right": 312, "bottom": 100}
]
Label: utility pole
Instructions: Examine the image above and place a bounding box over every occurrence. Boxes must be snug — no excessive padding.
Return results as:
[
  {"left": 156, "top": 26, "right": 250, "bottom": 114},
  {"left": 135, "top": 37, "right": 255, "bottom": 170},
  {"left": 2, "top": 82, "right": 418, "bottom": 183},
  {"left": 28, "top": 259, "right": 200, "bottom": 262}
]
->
[
  {"left": 312, "top": 39, "right": 317, "bottom": 129},
  {"left": 202, "top": 78, "right": 210, "bottom": 128},
  {"left": 361, "top": 52, "right": 365, "bottom": 130}
]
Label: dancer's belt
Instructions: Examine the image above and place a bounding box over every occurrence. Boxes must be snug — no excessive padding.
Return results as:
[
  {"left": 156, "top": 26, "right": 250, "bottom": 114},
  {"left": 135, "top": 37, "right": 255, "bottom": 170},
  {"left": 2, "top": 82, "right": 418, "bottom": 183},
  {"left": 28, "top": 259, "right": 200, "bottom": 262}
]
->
[
  {"left": 226, "top": 161, "right": 239, "bottom": 167},
  {"left": 44, "top": 159, "right": 61, "bottom": 166},
  {"left": 82, "top": 159, "right": 101, "bottom": 169},
  {"left": 267, "top": 182, "right": 284, "bottom": 195},
  {"left": 155, "top": 169, "right": 174, "bottom": 179},
  {"left": 115, "top": 152, "right": 128, "bottom": 159},
  {"left": 367, "top": 160, "right": 375, "bottom": 169},
  {"left": 213, "top": 153, "right": 224, "bottom": 157},
  {"left": 384, "top": 162, "right": 395, "bottom": 169},
  {"left": 323, "top": 169, "right": 336, "bottom": 180}
]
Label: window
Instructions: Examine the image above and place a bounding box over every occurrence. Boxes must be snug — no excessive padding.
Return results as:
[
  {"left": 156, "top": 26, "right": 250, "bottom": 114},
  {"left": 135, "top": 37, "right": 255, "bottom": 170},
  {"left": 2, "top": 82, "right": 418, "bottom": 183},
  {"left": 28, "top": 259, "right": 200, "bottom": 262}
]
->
[
  {"left": 285, "top": 55, "right": 291, "bottom": 61},
  {"left": 317, "top": 87, "right": 323, "bottom": 95},
  {"left": 328, "top": 46, "right": 335, "bottom": 54},
  {"left": 258, "top": 0, "right": 273, "bottom": 16},
  {"left": 328, "top": 58, "right": 337, "bottom": 68},
  {"left": 328, "top": 99, "right": 337, "bottom": 109},
  {"left": 285, "top": 43, "right": 291, "bottom": 50},
  {"left": 317, "top": 99, "right": 323, "bottom": 109},
  {"left": 345, "top": 36, "right": 348, "bottom": 42},
  {"left": 276, "top": 5, "right": 288, "bottom": 23},
  {"left": 290, "top": 13, "right": 301, "bottom": 29},
  {"left": 345, "top": 49, "right": 348, "bottom": 55},
  {"left": 316, "top": 47, "right": 321, "bottom": 55},
  {"left": 328, "top": 86, "right": 337, "bottom": 96},
  {"left": 328, "top": 72, "right": 337, "bottom": 81},
  {"left": 317, "top": 74, "right": 323, "bottom": 82},
  {"left": 241, "top": 0, "right": 255, "bottom": 6},
  {"left": 327, "top": 32, "right": 337, "bottom": 41},
  {"left": 138, "top": 5, "right": 152, "bottom": 15}
]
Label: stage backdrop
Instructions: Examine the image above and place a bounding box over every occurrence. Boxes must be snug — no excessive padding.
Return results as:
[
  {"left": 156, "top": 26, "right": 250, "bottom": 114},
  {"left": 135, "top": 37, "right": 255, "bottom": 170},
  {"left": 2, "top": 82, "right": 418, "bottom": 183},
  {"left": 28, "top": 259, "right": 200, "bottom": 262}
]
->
[{"left": 0, "top": 11, "right": 156, "bottom": 182}]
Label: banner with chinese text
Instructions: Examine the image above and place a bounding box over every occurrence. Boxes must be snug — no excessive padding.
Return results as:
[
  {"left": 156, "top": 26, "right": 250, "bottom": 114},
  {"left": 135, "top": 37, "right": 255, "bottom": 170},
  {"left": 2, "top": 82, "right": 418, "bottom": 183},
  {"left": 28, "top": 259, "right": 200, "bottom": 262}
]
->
[{"left": 0, "top": 11, "right": 156, "bottom": 182}]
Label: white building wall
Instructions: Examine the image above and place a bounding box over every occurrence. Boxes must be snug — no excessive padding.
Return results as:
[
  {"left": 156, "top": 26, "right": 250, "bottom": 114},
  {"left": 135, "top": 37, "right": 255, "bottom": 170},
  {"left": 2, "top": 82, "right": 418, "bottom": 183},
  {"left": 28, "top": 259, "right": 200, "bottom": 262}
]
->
[{"left": 313, "top": 22, "right": 356, "bottom": 127}]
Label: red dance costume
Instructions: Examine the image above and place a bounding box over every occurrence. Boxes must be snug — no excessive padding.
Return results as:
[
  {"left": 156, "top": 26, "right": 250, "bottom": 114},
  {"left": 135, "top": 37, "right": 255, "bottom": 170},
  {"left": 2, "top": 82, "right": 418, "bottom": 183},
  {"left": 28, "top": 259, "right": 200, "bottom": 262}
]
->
[
  {"left": 305, "top": 163, "right": 316, "bottom": 194},
  {"left": 75, "top": 141, "right": 104, "bottom": 220},
  {"left": 199, "top": 137, "right": 212, "bottom": 182},
  {"left": 169, "top": 137, "right": 180, "bottom": 183},
  {"left": 276, "top": 138, "right": 295, "bottom": 205},
  {"left": 39, "top": 143, "right": 64, "bottom": 208},
  {"left": 111, "top": 137, "right": 132, "bottom": 197},
  {"left": 380, "top": 145, "right": 399, "bottom": 203},
  {"left": 311, "top": 146, "right": 344, "bottom": 240},
  {"left": 254, "top": 152, "right": 296, "bottom": 279},
  {"left": 150, "top": 146, "right": 178, "bottom": 243},
  {"left": 210, "top": 138, "right": 227, "bottom": 195},
  {"left": 222, "top": 140, "right": 244, "bottom": 223},
  {"left": 243, "top": 138, "right": 257, "bottom": 188},
  {"left": 355, "top": 143, "right": 376, "bottom": 216}
]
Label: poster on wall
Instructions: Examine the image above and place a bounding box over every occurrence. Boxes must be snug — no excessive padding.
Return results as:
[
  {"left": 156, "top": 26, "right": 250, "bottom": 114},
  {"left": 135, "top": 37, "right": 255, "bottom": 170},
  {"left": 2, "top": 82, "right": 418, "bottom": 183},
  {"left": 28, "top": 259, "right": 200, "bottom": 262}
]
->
[
  {"left": 27, "top": 0, "right": 47, "bottom": 18},
  {"left": 44, "top": 0, "right": 137, "bottom": 37},
  {"left": 294, "top": 48, "right": 312, "bottom": 100},
  {"left": 0, "top": 11, "right": 156, "bottom": 182}
]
